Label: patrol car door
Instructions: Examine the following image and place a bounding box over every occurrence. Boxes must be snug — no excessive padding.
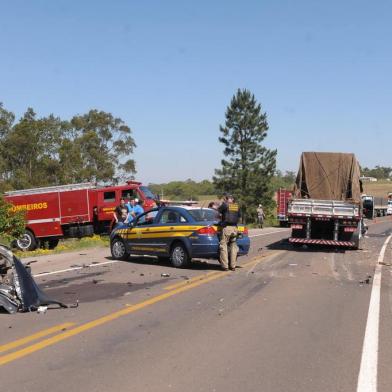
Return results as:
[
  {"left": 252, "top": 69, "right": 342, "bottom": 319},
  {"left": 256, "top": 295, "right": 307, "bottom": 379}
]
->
[
  {"left": 155, "top": 209, "right": 189, "bottom": 252},
  {"left": 127, "top": 210, "right": 164, "bottom": 255}
]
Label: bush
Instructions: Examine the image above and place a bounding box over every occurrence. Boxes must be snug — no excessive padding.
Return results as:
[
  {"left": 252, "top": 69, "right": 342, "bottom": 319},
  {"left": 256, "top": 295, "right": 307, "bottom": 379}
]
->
[{"left": 0, "top": 196, "right": 26, "bottom": 243}]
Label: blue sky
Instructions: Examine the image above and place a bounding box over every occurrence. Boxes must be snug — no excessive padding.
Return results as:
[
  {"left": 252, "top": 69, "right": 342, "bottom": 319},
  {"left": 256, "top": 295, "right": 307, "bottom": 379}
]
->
[{"left": 1, "top": 1, "right": 391, "bottom": 183}]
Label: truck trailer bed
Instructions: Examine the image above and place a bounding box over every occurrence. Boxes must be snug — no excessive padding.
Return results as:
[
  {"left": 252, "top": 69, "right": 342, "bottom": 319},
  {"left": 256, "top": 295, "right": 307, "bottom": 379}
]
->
[{"left": 288, "top": 198, "right": 362, "bottom": 248}]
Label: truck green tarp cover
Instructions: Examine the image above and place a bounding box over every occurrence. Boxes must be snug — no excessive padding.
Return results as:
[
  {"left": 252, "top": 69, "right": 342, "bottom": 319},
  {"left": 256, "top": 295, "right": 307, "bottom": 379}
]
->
[{"left": 294, "top": 152, "right": 362, "bottom": 202}]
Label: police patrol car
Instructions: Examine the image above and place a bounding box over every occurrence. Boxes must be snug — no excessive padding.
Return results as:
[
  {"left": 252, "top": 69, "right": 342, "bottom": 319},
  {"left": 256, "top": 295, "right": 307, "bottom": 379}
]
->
[{"left": 110, "top": 206, "right": 250, "bottom": 268}]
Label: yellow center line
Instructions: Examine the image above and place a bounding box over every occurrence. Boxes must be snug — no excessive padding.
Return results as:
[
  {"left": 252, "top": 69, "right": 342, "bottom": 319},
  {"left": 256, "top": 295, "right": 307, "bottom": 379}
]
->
[
  {"left": 0, "top": 250, "right": 282, "bottom": 366},
  {"left": 164, "top": 250, "right": 281, "bottom": 291},
  {"left": 164, "top": 271, "right": 220, "bottom": 291},
  {"left": 0, "top": 323, "right": 76, "bottom": 354}
]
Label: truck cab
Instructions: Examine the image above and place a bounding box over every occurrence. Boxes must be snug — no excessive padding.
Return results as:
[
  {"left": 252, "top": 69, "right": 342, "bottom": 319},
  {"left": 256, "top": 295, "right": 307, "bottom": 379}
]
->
[{"left": 93, "top": 182, "right": 157, "bottom": 233}]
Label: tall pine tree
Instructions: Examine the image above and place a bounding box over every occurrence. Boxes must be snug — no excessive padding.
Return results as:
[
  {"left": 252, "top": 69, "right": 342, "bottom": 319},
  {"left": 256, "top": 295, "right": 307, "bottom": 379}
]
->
[{"left": 213, "top": 89, "right": 277, "bottom": 223}]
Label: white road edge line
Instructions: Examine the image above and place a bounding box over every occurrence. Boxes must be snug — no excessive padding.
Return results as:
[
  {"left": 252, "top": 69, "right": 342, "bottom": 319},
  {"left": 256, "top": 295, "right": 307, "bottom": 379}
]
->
[
  {"left": 249, "top": 229, "right": 290, "bottom": 238},
  {"left": 356, "top": 234, "right": 392, "bottom": 392},
  {"left": 33, "top": 260, "right": 122, "bottom": 277}
]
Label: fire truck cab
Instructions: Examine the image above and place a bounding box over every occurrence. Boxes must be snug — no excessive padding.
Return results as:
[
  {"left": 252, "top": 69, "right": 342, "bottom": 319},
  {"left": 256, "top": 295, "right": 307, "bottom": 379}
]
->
[{"left": 5, "top": 181, "right": 157, "bottom": 251}]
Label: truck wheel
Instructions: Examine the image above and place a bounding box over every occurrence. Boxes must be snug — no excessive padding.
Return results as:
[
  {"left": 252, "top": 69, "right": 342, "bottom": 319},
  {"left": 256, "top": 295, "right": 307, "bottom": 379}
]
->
[
  {"left": 111, "top": 237, "right": 129, "bottom": 260},
  {"left": 351, "top": 223, "right": 361, "bottom": 250},
  {"left": 352, "top": 234, "right": 360, "bottom": 250},
  {"left": 16, "top": 230, "right": 37, "bottom": 251},
  {"left": 170, "top": 242, "right": 190, "bottom": 268}
]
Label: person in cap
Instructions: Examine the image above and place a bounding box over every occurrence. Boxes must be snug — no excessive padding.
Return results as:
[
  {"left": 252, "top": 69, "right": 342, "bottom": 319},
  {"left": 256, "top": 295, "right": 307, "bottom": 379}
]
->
[
  {"left": 217, "top": 194, "right": 241, "bottom": 271},
  {"left": 257, "top": 204, "right": 265, "bottom": 228}
]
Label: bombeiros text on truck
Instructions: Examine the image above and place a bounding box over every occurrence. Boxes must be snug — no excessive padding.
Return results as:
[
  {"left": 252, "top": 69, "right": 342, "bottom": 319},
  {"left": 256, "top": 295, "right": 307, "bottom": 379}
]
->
[{"left": 5, "top": 181, "right": 157, "bottom": 251}]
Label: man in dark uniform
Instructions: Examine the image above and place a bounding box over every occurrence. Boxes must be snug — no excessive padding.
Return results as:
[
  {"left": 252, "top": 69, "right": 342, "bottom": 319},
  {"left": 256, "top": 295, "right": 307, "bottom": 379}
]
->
[{"left": 218, "top": 194, "right": 241, "bottom": 271}]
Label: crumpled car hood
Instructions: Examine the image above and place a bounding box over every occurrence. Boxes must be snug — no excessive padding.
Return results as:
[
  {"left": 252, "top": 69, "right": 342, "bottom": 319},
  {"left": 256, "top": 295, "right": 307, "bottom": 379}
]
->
[{"left": 0, "top": 245, "right": 67, "bottom": 314}]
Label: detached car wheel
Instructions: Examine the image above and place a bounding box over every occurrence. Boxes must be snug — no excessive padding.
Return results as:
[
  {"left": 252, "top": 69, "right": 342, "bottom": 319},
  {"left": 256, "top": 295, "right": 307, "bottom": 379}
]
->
[
  {"left": 16, "top": 230, "right": 37, "bottom": 251},
  {"left": 111, "top": 238, "right": 129, "bottom": 260},
  {"left": 170, "top": 242, "right": 190, "bottom": 268}
]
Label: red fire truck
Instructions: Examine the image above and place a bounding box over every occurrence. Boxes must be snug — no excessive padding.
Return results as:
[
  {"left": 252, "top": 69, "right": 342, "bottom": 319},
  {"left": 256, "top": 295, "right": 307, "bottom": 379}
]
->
[
  {"left": 5, "top": 181, "right": 157, "bottom": 251},
  {"left": 276, "top": 189, "right": 292, "bottom": 227}
]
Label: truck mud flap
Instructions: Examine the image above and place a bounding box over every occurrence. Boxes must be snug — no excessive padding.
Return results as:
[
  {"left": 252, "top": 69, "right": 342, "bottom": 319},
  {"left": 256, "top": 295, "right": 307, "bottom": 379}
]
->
[{"left": 289, "top": 238, "right": 355, "bottom": 247}]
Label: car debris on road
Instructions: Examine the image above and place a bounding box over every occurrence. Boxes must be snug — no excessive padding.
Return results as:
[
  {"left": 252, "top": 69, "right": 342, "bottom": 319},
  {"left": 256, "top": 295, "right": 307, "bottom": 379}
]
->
[{"left": 0, "top": 245, "right": 68, "bottom": 314}]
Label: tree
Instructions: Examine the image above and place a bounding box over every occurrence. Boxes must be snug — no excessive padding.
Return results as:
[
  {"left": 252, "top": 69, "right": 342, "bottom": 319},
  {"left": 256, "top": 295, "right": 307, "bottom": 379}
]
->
[
  {"left": 0, "top": 104, "right": 15, "bottom": 191},
  {"left": 0, "top": 108, "right": 66, "bottom": 190},
  {"left": 271, "top": 170, "right": 296, "bottom": 191},
  {"left": 0, "top": 105, "right": 136, "bottom": 190},
  {"left": 213, "top": 89, "right": 277, "bottom": 223},
  {"left": 60, "top": 110, "right": 136, "bottom": 183}
]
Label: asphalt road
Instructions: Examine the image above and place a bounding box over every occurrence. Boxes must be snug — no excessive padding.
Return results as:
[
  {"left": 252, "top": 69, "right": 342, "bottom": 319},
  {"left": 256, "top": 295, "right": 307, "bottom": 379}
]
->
[{"left": 1, "top": 219, "right": 392, "bottom": 392}]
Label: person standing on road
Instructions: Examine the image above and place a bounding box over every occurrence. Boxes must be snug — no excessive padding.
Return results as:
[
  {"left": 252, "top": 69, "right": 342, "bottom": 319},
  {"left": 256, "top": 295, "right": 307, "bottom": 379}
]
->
[
  {"left": 218, "top": 194, "right": 241, "bottom": 271},
  {"left": 257, "top": 204, "right": 265, "bottom": 228}
]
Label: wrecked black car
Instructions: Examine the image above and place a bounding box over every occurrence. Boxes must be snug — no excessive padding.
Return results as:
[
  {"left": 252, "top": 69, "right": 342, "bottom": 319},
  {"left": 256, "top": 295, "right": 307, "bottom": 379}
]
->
[{"left": 0, "top": 245, "right": 66, "bottom": 314}]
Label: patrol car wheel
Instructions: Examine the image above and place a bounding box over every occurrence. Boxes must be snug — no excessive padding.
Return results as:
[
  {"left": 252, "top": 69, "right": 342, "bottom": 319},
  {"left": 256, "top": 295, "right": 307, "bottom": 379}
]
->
[
  {"left": 111, "top": 238, "right": 129, "bottom": 260},
  {"left": 16, "top": 230, "right": 37, "bottom": 251},
  {"left": 170, "top": 242, "right": 190, "bottom": 268}
]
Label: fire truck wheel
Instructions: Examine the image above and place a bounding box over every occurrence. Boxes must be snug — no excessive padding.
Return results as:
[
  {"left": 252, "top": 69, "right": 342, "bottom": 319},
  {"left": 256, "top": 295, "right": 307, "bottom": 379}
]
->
[
  {"left": 111, "top": 237, "right": 129, "bottom": 260},
  {"left": 16, "top": 230, "right": 37, "bottom": 251}
]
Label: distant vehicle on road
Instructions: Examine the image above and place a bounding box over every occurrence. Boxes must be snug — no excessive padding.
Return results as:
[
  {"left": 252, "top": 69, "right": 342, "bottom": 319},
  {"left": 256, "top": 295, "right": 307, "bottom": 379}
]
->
[
  {"left": 288, "top": 152, "right": 364, "bottom": 249},
  {"left": 362, "top": 195, "right": 375, "bottom": 219},
  {"left": 362, "top": 194, "right": 391, "bottom": 218},
  {"left": 110, "top": 206, "right": 250, "bottom": 268},
  {"left": 387, "top": 201, "right": 392, "bottom": 216}
]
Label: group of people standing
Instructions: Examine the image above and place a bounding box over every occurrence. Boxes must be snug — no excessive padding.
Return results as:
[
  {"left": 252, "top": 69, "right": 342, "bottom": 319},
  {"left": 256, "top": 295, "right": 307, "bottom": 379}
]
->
[
  {"left": 113, "top": 198, "right": 144, "bottom": 229},
  {"left": 112, "top": 194, "right": 258, "bottom": 273}
]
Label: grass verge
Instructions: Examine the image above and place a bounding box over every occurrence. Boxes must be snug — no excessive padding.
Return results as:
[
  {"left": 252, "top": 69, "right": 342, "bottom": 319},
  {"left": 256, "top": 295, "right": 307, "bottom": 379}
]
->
[{"left": 14, "top": 235, "right": 109, "bottom": 258}]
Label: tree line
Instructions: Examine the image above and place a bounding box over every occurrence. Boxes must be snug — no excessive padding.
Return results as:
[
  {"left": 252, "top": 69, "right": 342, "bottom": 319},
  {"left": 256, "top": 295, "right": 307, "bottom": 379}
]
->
[
  {"left": 361, "top": 166, "right": 392, "bottom": 180},
  {"left": 149, "top": 171, "right": 295, "bottom": 203},
  {"left": 0, "top": 104, "right": 136, "bottom": 192},
  {"left": 148, "top": 179, "right": 216, "bottom": 201}
]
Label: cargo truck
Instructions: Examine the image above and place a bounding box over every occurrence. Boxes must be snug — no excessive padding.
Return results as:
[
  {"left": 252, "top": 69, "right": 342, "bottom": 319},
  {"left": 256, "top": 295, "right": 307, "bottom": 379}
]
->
[
  {"left": 288, "top": 152, "right": 364, "bottom": 249},
  {"left": 362, "top": 194, "right": 392, "bottom": 218},
  {"left": 5, "top": 181, "right": 157, "bottom": 251}
]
